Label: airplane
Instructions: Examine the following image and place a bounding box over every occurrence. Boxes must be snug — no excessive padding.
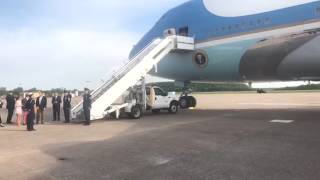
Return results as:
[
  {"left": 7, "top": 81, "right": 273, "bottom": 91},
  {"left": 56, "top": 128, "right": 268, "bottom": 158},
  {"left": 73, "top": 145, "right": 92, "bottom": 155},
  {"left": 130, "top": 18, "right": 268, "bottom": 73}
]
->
[{"left": 129, "top": 0, "right": 320, "bottom": 109}]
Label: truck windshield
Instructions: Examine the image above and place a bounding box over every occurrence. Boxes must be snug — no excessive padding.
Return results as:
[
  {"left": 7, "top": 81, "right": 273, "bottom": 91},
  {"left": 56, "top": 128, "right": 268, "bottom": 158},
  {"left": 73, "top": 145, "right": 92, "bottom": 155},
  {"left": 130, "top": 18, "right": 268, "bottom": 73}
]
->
[{"left": 154, "top": 88, "right": 166, "bottom": 96}]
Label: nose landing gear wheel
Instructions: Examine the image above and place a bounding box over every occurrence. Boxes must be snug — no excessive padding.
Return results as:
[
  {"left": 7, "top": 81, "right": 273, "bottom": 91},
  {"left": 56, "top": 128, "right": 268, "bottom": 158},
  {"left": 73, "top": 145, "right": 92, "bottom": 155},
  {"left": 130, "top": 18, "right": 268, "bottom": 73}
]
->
[
  {"left": 188, "top": 96, "right": 197, "bottom": 108},
  {"left": 179, "top": 96, "right": 197, "bottom": 109}
]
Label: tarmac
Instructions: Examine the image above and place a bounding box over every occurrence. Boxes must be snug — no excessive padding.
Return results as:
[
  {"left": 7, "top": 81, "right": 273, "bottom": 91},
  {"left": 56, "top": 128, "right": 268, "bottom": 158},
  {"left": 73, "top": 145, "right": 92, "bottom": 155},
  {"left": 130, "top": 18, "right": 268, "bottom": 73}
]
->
[{"left": 1, "top": 92, "right": 320, "bottom": 180}]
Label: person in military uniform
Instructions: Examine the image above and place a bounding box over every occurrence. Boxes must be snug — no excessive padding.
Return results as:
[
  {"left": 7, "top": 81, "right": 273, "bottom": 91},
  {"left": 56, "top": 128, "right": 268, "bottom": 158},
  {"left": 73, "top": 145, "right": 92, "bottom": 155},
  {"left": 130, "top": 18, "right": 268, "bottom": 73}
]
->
[
  {"left": 25, "top": 93, "right": 36, "bottom": 131},
  {"left": 63, "top": 90, "right": 72, "bottom": 123},
  {"left": 83, "top": 88, "right": 92, "bottom": 126},
  {"left": 52, "top": 93, "right": 62, "bottom": 121}
]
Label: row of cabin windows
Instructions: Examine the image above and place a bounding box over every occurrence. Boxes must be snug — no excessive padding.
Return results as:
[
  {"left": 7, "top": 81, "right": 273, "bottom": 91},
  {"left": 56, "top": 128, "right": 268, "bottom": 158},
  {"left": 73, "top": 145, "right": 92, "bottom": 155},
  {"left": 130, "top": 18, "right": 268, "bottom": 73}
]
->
[
  {"left": 169, "top": 7, "right": 320, "bottom": 38},
  {"left": 216, "top": 6, "right": 320, "bottom": 34},
  {"left": 217, "top": 6, "right": 320, "bottom": 33},
  {"left": 216, "top": 17, "right": 271, "bottom": 33},
  {"left": 212, "top": 6, "right": 320, "bottom": 35}
]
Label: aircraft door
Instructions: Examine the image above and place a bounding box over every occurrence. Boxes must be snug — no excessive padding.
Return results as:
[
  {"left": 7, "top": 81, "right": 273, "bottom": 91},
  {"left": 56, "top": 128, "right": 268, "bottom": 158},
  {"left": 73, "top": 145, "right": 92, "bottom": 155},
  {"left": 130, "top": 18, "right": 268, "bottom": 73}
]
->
[
  {"left": 178, "top": 26, "right": 189, "bottom": 36},
  {"left": 163, "top": 28, "right": 176, "bottom": 37}
]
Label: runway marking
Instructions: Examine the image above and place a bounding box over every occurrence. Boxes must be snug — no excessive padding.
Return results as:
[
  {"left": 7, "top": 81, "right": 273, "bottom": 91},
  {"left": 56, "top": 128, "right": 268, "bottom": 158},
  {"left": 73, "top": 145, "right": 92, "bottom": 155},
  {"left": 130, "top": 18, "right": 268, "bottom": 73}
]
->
[
  {"left": 149, "top": 156, "right": 173, "bottom": 166},
  {"left": 270, "top": 120, "right": 294, "bottom": 123}
]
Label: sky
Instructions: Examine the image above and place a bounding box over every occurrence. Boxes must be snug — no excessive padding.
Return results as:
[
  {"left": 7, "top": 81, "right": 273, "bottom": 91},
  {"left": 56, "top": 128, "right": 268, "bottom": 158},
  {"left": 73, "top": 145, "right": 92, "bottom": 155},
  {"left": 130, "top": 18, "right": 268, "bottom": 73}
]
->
[
  {"left": 0, "top": 0, "right": 187, "bottom": 90},
  {"left": 0, "top": 0, "right": 317, "bottom": 90}
]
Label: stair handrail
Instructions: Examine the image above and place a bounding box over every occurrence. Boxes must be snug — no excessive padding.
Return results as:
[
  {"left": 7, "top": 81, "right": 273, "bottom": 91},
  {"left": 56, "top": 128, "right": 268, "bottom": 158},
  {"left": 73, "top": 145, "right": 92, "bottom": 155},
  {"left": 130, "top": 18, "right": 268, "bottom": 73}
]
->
[
  {"left": 71, "top": 37, "right": 163, "bottom": 114},
  {"left": 90, "top": 38, "right": 162, "bottom": 99}
]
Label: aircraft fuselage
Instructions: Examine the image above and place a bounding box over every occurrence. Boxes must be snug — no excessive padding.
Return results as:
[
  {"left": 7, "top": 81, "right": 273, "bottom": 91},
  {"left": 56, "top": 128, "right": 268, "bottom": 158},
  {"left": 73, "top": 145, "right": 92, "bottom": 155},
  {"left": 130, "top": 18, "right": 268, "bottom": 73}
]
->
[{"left": 130, "top": 0, "right": 320, "bottom": 82}]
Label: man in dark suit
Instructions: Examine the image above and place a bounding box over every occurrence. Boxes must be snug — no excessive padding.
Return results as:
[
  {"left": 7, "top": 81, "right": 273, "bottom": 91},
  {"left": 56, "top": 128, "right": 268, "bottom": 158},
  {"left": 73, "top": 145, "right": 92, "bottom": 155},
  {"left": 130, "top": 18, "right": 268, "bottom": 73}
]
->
[
  {"left": 52, "top": 93, "right": 62, "bottom": 121},
  {"left": 83, "top": 88, "right": 92, "bottom": 126},
  {"left": 63, "top": 90, "right": 72, "bottom": 123},
  {"left": 0, "top": 100, "right": 5, "bottom": 127},
  {"left": 25, "top": 93, "right": 36, "bottom": 131},
  {"left": 6, "top": 92, "right": 15, "bottom": 124},
  {"left": 36, "top": 92, "right": 47, "bottom": 124}
]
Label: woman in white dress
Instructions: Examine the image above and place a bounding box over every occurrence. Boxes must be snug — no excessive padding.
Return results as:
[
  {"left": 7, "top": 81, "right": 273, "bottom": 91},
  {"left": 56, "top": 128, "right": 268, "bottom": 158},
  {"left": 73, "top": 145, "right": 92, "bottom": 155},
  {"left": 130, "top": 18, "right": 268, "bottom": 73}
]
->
[{"left": 15, "top": 96, "right": 23, "bottom": 126}]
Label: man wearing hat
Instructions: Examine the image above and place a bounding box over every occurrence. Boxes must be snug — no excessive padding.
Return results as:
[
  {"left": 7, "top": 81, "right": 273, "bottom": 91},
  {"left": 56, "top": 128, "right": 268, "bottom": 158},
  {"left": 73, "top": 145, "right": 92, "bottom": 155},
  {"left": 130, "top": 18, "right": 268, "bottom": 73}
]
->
[
  {"left": 63, "top": 90, "right": 72, "bottom": 123},
  {"left": 25, "top": 93, "right": 36, "bottom": 131},
  {"left": 83, "top": 88, "right": 92, "bottom": 125}
]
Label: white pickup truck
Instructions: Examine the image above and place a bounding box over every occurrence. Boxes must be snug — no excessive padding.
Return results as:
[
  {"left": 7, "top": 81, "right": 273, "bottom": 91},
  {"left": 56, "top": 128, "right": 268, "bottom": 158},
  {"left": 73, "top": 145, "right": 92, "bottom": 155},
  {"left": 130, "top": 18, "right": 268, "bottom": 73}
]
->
[{"left": 107, "top": 86, "right": 180, "bottom": 119}]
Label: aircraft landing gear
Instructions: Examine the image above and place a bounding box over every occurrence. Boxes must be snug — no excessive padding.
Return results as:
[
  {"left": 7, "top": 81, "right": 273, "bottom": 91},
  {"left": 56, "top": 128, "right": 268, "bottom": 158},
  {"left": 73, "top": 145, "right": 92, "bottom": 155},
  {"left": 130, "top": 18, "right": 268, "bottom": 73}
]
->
[{"left": 179, "top": 89, "right": 197, "bottom": 109}]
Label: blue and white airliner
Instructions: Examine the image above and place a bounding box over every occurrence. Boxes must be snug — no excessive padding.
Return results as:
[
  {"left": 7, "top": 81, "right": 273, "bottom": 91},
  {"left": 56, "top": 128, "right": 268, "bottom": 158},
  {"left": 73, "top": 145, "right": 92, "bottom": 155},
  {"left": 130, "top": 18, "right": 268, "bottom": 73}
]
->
[
  {"left": 130, "top": 0, "right": 320, "bottom": 81},
  {"left": 73, "top": 0, "right": 320, "bottom": 118},
  {"left": 129, "top": 0, "right": 320, "bottom": 108}
]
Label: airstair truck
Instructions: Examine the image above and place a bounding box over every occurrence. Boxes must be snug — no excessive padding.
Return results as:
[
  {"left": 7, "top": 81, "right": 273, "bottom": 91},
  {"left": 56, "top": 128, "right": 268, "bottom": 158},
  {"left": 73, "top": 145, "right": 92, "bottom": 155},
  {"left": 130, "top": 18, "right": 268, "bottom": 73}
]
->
[
  {"left": 71, "top": 35, "right": 195, "bottom": 121},
  {"left": 107, "top": 85, "right": 180, "bottom": 119}
]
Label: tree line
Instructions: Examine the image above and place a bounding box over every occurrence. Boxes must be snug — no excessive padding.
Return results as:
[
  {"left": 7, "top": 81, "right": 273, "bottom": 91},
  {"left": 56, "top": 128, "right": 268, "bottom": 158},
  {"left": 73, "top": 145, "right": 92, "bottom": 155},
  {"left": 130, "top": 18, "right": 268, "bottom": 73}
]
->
[
  {"left": 0, "top": 87, "right": 78, "bottom": 97},
  {"left": 151, "top": 82, "right": 252, "bottom": 92},
  {"left": 1, "top": 83, "right": 320, "bottom": 97}
]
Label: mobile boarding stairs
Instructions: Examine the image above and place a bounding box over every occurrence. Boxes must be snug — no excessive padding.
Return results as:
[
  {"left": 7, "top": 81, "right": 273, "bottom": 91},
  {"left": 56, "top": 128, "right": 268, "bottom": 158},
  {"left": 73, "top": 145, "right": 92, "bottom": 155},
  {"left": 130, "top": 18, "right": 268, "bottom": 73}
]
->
[{"left": 71, "top": 35, "right": 195, "bottom": 120}]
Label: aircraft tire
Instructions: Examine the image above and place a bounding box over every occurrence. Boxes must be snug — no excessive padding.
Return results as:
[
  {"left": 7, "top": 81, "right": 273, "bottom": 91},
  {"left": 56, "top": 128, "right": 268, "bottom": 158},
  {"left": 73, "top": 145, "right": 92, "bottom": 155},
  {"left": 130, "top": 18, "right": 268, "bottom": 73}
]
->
[
  {"left": 179, "top": 96, "right": 190, "bottom": 109},
  {"left": 188, "top": 96, "right": 197, "bottom": 108}
]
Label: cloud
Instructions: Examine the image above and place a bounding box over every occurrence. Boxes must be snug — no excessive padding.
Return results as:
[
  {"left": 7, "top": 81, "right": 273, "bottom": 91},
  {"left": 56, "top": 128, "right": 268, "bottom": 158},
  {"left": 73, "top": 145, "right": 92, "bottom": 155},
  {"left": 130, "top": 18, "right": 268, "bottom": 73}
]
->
[
  {"left": 0, "top": 0, "right": 188, "bottom": 89},
  {"left": 0, "top": 0, "right": 188, "bottom": 32},
  {"left": 0, "top": 28, "right": 139, "bottom": 89}
]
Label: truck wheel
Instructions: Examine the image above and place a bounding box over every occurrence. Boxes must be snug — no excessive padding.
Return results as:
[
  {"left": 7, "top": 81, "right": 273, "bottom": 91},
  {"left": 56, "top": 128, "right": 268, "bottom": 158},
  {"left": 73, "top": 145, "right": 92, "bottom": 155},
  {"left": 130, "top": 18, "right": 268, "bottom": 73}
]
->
[
  {"left": 130, "top": 105, "right": 142, "bottom": 119},
  {"left": 169, "top": 101, "right": 179, "bottom": 114},
  {"left": 188, "top": 96, "right": 197, "bottom": 108},
  {"left": 179, "top": 96, "right": 189, "bottom": 109},
  {"left": 152, "top": 109, "right": 161, "bottom": 114}
]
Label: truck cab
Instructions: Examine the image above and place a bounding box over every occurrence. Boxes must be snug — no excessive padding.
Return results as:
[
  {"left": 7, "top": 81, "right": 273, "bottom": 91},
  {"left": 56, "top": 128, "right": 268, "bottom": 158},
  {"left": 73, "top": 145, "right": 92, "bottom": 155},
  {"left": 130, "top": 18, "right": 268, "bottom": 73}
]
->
[
  {"left": 108, "top": 85, "right": 180, "bottom": 119},
  {"left": 145, "top": 86, "right": 179, "bottom": 112}
]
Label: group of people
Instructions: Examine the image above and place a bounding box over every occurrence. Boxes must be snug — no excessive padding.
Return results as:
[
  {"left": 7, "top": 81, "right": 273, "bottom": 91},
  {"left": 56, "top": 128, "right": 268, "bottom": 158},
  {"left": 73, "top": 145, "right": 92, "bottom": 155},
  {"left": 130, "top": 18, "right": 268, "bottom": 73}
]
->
[
  {"left": 0, "top": 88, "right": 92, "bottom": 130},
  {"left": 0, "top": 92, "right": 39, "bottom": 130},
  {"left": 51, "top": 91, "right": 72, "bottom": 123}
]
